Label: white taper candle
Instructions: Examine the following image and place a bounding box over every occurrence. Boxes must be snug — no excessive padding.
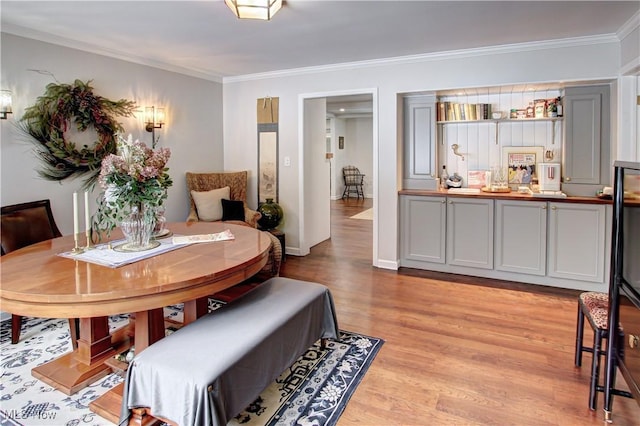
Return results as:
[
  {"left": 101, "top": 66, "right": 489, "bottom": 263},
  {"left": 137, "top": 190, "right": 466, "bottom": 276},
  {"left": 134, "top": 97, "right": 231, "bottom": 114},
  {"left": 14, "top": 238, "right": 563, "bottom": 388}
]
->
[
  {"left": 73, "top": 192, "right": 79, "bottom": 237},
  {"left": 84, "top": 191, "right": 90, "bottom": 233}
]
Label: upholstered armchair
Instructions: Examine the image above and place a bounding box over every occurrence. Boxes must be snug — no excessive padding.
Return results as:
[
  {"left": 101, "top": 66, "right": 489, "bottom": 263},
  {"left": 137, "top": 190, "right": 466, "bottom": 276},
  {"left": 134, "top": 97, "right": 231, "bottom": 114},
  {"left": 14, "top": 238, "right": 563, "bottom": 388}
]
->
[
  {"left": 185, "top": 171, "right": 282, "bottom": 281},
  {"left": 185, "top": 171, "right": 261, "bottom": 228}
]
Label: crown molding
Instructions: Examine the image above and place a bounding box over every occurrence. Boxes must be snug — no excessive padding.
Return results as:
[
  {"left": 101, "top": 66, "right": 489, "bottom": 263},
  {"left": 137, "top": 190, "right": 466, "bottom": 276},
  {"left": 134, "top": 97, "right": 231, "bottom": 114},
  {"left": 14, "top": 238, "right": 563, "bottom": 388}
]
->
[
  {"left": 223, "top": 34, "right": 619, "bottom": 83},
  {"left": 1, "top": 24, "right": 225, "bottom": 83},
  {"left": 617, "top": 9, "right": 640, "bottom": 40}
]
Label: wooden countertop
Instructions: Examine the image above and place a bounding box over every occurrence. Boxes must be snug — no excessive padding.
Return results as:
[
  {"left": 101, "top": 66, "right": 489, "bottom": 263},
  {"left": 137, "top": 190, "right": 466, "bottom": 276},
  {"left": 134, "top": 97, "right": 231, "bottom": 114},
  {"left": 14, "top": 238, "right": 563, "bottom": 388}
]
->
[{"left": 398, "top": 188, "right": 613, "bottom": 204}]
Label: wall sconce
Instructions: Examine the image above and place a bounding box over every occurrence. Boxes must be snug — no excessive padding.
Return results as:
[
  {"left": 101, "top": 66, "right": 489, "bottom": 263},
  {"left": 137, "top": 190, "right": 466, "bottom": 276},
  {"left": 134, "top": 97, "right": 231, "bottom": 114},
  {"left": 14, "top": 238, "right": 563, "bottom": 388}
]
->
[
  {"left": 1, "top": 90, "right": 13, "bottom": 119},
  {"left": 225, "top": 0, "right": 282, "bottom": 20},
  {"left": 145, "top": 106, "right": 165, "bottom": 146},
  {"left": 145, "top": 106, "right": 165, "bottom": 132}
]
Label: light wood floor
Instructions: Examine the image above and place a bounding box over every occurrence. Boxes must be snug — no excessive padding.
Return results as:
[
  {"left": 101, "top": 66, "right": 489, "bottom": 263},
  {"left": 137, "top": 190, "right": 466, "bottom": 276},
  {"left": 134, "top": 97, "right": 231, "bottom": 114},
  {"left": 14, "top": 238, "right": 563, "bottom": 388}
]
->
[{"left": 280, "top": 198, "right": 639, "bottom": 426}]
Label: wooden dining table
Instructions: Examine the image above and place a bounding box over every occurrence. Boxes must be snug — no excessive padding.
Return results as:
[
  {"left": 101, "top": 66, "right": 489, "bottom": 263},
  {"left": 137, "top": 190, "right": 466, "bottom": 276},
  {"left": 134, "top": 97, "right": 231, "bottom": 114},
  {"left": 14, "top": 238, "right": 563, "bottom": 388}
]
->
[{"left": 0, "top": 221, "right": 271, "bottom": 418}]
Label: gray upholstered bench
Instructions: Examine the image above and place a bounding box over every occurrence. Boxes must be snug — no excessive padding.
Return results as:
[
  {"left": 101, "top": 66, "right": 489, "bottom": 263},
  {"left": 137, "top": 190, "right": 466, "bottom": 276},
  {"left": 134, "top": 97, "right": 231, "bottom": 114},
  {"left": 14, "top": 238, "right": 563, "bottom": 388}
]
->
[{"left": 120, "top": 277, "right": 339, "bottom": 426}]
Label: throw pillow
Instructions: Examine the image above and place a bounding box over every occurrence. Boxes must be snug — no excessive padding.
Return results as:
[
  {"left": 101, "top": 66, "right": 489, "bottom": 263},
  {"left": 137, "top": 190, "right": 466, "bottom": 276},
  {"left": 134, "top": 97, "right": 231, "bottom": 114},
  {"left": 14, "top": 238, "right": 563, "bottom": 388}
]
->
[
  {"left": 221, "top": 199, "right": 245, "bottom": 222},
  {"left": 191, "top": 187, "right": 230, "bottom": 221}
]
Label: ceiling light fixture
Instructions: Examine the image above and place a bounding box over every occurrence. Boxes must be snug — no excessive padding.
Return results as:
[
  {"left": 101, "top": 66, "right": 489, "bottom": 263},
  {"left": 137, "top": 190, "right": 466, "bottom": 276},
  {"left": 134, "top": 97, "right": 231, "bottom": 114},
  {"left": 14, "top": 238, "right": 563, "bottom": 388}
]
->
[{"left": 225, "top": 0, "right": 282, "bottom": 20}]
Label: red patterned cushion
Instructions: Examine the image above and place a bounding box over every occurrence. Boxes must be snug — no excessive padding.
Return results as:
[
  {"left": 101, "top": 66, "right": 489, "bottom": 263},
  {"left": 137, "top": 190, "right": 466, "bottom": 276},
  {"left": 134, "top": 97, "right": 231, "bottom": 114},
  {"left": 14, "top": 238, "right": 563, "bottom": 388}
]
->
[
  {"left": 579, "top": 291, "right": 619, "bottom": 331},
  {"left": 587, "top": 307, "right": 609, "bottom": 329},
  {"left": 580, "top": 291, "right": 608, "bottom": 310}
]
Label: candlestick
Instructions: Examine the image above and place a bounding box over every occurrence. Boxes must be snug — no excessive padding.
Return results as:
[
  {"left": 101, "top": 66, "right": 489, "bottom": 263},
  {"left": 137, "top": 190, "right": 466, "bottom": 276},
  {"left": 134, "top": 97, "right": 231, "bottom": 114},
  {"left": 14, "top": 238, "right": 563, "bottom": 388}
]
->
[{"left": 71, "top": 192, "right": 84, "bottom": 254}]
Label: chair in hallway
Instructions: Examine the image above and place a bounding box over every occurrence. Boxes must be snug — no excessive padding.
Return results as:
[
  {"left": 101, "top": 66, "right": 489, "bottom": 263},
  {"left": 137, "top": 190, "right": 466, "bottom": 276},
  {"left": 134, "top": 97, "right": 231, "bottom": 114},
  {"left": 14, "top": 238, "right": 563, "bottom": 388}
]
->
[
  {"left": 1, "top": 199, "right": 79, "bottom": 348},
  {"left": 342, "top": 165, "right": 365, "bottom": 200}
]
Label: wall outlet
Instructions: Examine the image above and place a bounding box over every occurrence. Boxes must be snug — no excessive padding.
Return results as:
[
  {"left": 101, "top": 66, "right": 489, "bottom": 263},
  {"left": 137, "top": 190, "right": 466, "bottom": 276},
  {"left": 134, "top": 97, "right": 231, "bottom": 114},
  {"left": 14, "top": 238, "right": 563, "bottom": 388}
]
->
[{"left": 284, "top": 156, "right": 291, "bottom": 167}]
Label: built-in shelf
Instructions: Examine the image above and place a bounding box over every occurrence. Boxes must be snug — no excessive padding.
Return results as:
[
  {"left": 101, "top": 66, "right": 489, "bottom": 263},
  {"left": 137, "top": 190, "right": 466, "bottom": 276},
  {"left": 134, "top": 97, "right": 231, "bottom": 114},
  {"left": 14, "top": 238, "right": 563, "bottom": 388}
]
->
[
  {"left": 436, "top": 117, "right": 563, "bottom": 125},
  {"left": 437, "top": 117, "right": 563, "bottom": 145}
]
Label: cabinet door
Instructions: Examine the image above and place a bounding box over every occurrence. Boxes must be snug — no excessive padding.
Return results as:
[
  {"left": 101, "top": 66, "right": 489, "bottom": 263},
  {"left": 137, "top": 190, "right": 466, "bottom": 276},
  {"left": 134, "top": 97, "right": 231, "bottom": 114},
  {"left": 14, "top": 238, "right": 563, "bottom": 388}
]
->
[
  {"left": 446, "top": 197, "right": 493, "bottom": 269},
  {"left": 563, "top": 85, "right": 610, "bottom": 189},
  {"left": 400, "top": 195, "right": 446, "bottom": 264},
  {"left": 548, "top": 203, "right": 606, "bottom": 283},
  {"left": 495, "top": 200, "right": 547, "bottom": 276},
  {"left": 403, "top": 95, "right": 436, "bottom": 189}
]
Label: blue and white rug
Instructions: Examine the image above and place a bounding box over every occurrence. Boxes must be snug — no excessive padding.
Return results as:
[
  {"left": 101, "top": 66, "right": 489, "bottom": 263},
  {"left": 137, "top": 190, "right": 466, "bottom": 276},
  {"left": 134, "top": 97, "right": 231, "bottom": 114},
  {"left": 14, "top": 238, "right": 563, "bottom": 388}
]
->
[{"left": 0, "top": 309, "right": 383, "bottom": 426}]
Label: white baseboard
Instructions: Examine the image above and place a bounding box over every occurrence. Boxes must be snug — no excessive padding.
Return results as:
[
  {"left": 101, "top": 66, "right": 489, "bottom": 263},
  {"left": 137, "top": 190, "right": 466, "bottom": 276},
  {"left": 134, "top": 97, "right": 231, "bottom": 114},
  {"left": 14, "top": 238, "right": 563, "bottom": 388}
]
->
[{"left": 375, "top": 259, "right": 398, "bottom": 270}]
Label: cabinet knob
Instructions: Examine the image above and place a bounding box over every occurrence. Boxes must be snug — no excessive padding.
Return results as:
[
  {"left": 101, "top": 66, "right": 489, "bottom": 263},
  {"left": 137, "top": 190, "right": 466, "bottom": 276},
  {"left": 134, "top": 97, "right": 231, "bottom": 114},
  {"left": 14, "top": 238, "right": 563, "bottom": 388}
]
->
[
  {"left": 448, "top": 200, "right": 453, "bottom": 204},
  {"left": 630, "top": 334, "right": 639, "bottom": 349},
  {"left": 565, "top": 177, "right": 571, "bottom": 182},
  {"left": 551, "top": 206, "right": 557, "bottom": 210},
  {"left": 542, "top": 205, "right": 547, "bottom": 210},
  {"left": 441, "top": 200, "right": 446, "bottom": 204}
]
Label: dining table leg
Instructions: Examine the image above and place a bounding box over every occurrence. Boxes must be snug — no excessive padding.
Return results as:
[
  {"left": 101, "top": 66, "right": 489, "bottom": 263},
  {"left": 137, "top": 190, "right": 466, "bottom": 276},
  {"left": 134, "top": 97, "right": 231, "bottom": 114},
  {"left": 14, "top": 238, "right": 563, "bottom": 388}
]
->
[
  {"left": 132, "top": 308, "right": 166, "bottom": 353},
  {"left": 90, "top": 299, "right": 210, "bottom": 424},
  {"left": 31, "top": 316, "right": 118, "bottom": 395}
]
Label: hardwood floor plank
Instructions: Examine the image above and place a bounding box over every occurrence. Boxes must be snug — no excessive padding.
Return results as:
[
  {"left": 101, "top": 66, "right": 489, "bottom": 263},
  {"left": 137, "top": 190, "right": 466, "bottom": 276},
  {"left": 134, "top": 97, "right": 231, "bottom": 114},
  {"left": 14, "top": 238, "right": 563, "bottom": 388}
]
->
[{"left": 279, "top": 199, "right": 639, "bottom": 425}]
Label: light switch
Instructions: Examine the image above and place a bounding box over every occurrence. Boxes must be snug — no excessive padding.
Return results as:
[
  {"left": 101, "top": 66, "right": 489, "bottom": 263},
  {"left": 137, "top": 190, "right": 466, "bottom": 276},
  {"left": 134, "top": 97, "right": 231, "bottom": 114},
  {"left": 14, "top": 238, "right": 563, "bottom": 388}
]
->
[{"left": 284, "top": 156, "right": 291, "bottom": 167}]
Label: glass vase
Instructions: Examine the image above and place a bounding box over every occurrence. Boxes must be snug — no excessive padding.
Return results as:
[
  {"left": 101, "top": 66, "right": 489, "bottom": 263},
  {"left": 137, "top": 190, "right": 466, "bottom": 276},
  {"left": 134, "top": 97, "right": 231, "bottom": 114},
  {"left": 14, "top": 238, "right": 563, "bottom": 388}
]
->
[
  {"left": 118, "top": 205, "right": 160, "bottom": 252},
  {"left": 257, "top": 198, "right": 284, "bottom": 230}
]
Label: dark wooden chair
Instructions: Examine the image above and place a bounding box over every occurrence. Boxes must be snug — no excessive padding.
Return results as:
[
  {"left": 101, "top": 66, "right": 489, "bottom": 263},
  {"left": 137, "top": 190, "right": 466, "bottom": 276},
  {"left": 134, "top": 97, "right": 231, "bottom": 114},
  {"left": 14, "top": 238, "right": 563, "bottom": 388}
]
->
[
  {"left": 1, "top": 199, "right": 79, "bottom": 348},
  {"left": 342, "top": 165, "right": 365, "bottom": 200},
  {"left": 574, "top": 291, "right": 630, "bottom": 410}
]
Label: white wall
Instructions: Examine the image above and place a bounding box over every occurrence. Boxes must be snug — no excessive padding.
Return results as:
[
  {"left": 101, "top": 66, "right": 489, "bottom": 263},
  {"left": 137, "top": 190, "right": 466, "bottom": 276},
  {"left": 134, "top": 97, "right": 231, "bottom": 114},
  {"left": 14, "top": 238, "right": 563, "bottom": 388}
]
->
[
  {"left": 1, "top": 34, "right": 223, "bottom": 235},
  {"left": 332, "top": 116, "right": 373, "bottom": 199},
  {"left": 223, "top": 38, "right": 633, "bottom": 267}
]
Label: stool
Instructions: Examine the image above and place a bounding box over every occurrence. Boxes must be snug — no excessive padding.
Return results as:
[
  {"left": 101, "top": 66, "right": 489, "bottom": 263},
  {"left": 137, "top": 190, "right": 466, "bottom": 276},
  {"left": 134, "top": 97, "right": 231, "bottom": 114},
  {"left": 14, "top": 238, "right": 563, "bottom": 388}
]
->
[{"left": 574, "top": 291, "right": 624, "bottom": 411}]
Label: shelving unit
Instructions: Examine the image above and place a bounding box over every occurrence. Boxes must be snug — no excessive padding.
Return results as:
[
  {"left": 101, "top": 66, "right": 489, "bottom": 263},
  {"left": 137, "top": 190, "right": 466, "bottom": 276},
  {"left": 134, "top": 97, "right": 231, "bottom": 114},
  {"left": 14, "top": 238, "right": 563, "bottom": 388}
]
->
[{"left": 437, "top": 117, "right": 563, "bottom": 145}]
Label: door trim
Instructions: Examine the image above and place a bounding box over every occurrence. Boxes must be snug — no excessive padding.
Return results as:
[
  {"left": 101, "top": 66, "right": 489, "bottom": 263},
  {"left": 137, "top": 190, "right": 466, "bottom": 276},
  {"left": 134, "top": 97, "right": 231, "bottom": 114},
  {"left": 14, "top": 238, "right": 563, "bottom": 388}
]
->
[{"left": 298, "top": 88, "right": 379, "bottom": 265}]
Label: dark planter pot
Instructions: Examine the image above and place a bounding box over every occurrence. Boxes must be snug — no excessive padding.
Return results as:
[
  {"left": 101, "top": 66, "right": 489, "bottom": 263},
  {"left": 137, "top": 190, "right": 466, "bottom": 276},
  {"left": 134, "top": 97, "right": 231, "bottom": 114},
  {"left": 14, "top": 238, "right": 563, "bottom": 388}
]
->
[{"left": 257, "top": 198, "right": 283, "bottom": 230}]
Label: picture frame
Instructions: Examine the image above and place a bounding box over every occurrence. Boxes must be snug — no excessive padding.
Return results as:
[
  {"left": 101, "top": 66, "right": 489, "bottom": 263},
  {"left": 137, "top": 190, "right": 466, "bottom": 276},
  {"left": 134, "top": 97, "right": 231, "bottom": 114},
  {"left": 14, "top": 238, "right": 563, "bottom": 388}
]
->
[
  {"left": 502, "top": 146, "right": 544, "bottom": 188},
  {"left": 467, "top": 170, "right": 488, "bottom": 189},
  {"left": 258, "top": 123, "right": 279, "bottom": 203},
  {"left": 338, "top": 136, "right": 344, "bottom": 150}
]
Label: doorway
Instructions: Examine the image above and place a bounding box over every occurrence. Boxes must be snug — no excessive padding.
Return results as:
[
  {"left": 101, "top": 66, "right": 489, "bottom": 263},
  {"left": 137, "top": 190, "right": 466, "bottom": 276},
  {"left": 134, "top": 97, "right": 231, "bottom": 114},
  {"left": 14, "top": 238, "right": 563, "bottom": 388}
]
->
[{"left": 298, "top": 89, "right": 378, "bottom": 265}]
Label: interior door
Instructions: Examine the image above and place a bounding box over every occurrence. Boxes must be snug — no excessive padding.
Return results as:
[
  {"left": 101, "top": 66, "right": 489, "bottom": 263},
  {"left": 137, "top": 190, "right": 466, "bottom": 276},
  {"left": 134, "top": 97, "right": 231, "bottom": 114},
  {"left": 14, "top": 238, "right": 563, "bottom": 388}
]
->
[{"left": 304, "top": 98, "right": 331, "bottom": 248}]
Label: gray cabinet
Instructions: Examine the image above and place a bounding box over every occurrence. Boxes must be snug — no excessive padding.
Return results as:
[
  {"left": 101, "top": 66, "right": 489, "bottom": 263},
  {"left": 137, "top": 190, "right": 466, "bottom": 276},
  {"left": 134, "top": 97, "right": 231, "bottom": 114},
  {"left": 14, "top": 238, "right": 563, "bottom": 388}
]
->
[
  {"left": 446, "top": 197, "right": 494, "bottom": 269},
  {"left": 399, "top": 195, "right": 446, "bottom": 264},
  {"left": 563, "top": 85, "right": 610, "bottom": 195},
  {"left": 399, "top": 194, "right": 609, "bottom": 290},
  {"left": 495, "top": 200, "right": 547, "bottom": 276},
  {"left": 548, "top": 202, "right": 607, "bottom": 283},
  {"left": 403, "top": 95, "right": 436, "bottom": 189}
]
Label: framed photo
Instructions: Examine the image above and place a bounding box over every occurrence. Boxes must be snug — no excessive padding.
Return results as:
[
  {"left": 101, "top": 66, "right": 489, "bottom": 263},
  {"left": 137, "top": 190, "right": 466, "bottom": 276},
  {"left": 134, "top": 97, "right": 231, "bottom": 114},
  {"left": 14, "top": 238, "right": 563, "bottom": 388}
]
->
[
  {"left": 502, "top": 146, "right": 543, "bottom": 187},
  {"left": 467, "top": 170, "right": 488, "bottom": 189},
  {"left": 338, "top": 136, "right": 344, "bottom": 150}
]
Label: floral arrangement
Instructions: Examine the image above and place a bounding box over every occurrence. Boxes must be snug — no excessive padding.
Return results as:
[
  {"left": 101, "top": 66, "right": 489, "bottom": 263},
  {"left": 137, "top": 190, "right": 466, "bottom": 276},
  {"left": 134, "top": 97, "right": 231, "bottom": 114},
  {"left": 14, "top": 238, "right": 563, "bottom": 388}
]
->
[
  {"left": 19, "top": 80, "right": 136, "bottom": 189},
  {"left": 92, "top": 134, "right": 172, "bottom": 237}
]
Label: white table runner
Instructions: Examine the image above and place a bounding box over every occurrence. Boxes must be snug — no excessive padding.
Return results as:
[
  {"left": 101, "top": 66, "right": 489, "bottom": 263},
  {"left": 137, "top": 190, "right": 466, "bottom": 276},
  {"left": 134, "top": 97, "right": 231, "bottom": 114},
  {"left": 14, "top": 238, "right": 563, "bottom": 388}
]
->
[{"left": 58, "top": 230, "right": 235, "bottom": 268}]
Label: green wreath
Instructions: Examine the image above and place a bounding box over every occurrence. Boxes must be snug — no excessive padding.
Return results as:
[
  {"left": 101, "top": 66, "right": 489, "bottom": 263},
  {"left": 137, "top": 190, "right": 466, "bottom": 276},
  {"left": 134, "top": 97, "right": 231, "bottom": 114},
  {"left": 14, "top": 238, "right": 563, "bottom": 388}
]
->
[{"left": 19, "top": 79, "right": 137, "bottom": 189}]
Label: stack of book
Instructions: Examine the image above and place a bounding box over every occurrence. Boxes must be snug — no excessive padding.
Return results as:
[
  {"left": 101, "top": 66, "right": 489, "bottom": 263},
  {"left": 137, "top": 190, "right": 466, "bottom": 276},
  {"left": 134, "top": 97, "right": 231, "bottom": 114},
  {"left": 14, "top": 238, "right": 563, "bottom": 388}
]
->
[{"left": 437, "top": 102, "right": 492, "bottom": 122}]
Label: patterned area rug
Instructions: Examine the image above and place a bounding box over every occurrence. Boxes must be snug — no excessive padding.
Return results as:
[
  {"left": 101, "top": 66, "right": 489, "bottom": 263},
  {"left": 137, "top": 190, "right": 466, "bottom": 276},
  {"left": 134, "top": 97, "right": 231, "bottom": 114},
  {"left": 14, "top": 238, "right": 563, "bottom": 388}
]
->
[{"left": 0, "top": 308, "right": 383, "bottom": 426}]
